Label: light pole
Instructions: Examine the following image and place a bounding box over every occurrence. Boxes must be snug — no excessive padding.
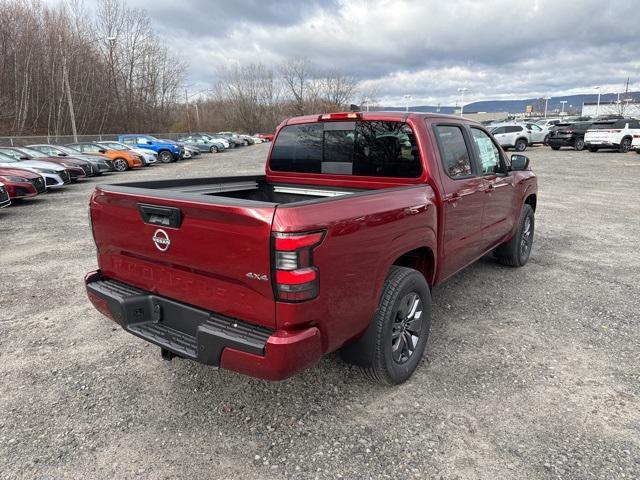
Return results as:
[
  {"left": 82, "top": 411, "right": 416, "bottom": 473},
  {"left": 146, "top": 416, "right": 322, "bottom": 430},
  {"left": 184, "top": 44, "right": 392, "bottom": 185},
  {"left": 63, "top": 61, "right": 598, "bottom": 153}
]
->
[
  {"left": 560, "top": 100, "right": 567, "bottom": 116},
  {"left": 543, "top": 96, "right": 550, "bottom": 118},
  {"left": 594, "top": 86, "right": 601, "bottom": 117},
  {"left": 61, "top": 35, "right": 116, "bottom": 142},
  {"left": 457, "top": 88, "right": 468, "bottom": 116},
  {"left": 403, "top": 94, "right": 412, "bottom": 112}
]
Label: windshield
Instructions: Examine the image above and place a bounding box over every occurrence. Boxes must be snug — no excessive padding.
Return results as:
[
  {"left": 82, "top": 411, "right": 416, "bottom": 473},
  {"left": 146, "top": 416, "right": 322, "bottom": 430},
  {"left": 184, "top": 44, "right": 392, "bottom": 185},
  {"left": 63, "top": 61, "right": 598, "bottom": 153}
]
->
[
  {"left": 270, "top": 120, "right": 421, "bottom": 178},
  {"left": 101, "top": 142, "right": 128, "bottom": 151},
  {"left": 0, "top": 152, "right": 18, "bottom": 163},
  {"left": 58, "top": 146, "right": 82, "bottom": 154},
  {"left": 17, "top": 147, "right": 48, "bottom": 158}
]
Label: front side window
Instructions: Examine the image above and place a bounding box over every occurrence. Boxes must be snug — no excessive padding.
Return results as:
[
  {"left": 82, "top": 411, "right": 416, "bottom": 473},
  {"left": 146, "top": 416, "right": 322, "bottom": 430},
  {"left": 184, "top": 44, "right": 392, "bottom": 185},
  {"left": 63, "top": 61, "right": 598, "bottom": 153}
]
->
[
  {"left": 270, "top": 121, "right": 421, "bottom": 178},
  {"left": 471, "top": 128, "right": 502, "bottom": 175},
  {"left": 433, "top": 125, "right": 473, "bottom": 179}
]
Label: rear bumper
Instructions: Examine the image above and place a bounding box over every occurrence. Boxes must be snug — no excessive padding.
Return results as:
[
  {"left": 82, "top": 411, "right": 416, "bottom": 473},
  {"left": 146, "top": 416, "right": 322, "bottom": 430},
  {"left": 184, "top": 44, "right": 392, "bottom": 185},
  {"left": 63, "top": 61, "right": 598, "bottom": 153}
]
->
[{"left": 85, "top": 271, "right": 322, "bottom": 380}]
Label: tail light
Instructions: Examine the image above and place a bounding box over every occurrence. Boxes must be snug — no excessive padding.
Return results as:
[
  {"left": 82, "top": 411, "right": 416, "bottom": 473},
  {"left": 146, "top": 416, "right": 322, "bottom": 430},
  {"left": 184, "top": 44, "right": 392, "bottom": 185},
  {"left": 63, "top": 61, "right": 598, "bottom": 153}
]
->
[
  {"left": 273, "top": 231, "right": 325, "bottom": 302},
  {"left": 318, "top": 112, "right": 361, "bottom": 121}
]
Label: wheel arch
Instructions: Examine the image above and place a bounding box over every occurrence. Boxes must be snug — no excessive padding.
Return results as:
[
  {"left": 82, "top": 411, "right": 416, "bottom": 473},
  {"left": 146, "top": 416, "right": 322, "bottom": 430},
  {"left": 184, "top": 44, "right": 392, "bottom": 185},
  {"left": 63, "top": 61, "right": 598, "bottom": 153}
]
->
[
  {"left": 524, "top": 193, "right": 537, "bottom": 212},
  {"left": 390, "top": 246, "right": 436, "bottom": 288}
]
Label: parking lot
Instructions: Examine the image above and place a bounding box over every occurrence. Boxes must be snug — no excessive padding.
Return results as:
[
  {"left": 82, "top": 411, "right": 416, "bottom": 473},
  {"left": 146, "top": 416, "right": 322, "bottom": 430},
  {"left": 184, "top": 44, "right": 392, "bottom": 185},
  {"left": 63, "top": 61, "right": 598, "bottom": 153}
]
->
[{"left": 1, "top": 143, "right": 639, "bottom": 479}]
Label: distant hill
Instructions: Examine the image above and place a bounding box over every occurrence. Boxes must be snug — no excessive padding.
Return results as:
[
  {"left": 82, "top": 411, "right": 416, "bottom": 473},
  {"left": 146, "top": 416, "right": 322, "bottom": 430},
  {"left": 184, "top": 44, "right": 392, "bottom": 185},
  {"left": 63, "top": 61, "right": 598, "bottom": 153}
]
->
[{"left": 379, "top": 92, "right": 640, "bottom": 115}]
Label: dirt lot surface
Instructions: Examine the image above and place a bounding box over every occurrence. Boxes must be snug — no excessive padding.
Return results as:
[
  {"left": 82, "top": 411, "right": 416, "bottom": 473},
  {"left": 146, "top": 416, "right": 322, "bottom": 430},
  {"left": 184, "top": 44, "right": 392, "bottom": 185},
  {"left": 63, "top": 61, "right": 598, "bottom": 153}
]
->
[{"left": 1, "top": 143, "right": 639, "bottom": 480}]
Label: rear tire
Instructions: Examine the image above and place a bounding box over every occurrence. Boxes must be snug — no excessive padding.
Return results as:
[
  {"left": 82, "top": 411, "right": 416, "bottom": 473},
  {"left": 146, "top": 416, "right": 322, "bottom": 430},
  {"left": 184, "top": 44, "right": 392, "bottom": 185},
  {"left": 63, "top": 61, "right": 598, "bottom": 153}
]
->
[
  {"left": 209, "top": 146, "right": 218, "bottom": 153},
  {"left": 340, "top": 266, "right": 431, "bottom": 385},
  {"left": 574, "top": 138, "right": 585, "bottom": 151},
  {"left": 515, "top": 138, "right": 528, "bottom": 151},
  {"left": 543, "top": 134, "right": 550, "bottom": 145},
  {"left": 619, "top": 137, "right": 632, "bottom": 153},
  {"left": 588, "top": 146, "right": 599, "bottom": 152},
  {"left": 493, "top": 204, "right": 534, "bottom": 267},
  {"left": 113, "top": 158, "right": 129, "bottom": 172},
  {"left": 551, "top": 146, "right": 561, "bottom": 151}
]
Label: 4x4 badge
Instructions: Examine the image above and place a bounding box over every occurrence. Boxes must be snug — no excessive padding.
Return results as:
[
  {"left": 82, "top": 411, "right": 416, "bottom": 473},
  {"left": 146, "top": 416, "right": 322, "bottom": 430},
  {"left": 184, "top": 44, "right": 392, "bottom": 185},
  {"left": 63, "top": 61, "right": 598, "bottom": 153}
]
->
[{"left": 246, "top": 272, "right": 269, "bottom": 281}]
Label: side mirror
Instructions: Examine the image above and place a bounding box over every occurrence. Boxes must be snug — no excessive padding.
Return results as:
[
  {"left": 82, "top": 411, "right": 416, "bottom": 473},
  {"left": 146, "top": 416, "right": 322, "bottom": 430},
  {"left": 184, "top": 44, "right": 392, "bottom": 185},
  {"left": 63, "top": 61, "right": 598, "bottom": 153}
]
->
[
  {"left": 146, "top": 141, "right": 153, "bottom": 145},
  {"left": 99, "top": 149, "right": 107, "bottom": 153},
  {"left": 20, "top": 156, "right": 30, "bottom": 160},
  {"left": 510, "top": 154, "right": 530, "bottom": 171},
  {"left": 58, "top": 153, "right": 68, "bottom": 156}
]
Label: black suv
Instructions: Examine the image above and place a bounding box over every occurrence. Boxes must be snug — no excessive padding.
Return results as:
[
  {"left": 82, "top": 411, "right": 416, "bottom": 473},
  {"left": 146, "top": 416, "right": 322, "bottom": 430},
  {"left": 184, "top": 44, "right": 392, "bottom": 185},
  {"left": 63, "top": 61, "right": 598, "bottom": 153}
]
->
[{"left": 547, "top": 122, "right": 592, "bottom": 151}]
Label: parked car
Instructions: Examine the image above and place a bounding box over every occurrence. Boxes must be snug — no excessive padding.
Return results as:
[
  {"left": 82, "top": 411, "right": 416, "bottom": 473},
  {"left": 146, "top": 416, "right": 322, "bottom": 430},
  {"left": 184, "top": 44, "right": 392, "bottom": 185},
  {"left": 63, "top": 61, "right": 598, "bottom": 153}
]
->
[
  {"left": 177, "top": 136, "right": 224, "bottom": 153},
  {"left": 28, "top": 144, "right": 114, "bottom": 174},
  {"left": 0, "top": 167, "right": 46, "bottom": 200},
  {"left": 0, "top": 182, "right": 10, "bottom": 208},
  {"left": 117, "top": 135, "right": 183, "bottom": 163},
  {"left": 584, "top": 118, "right": 640, "bottom": 152},
  {"left": 210, "top": 133, "right": 243, "bottom": 148},
  {"left": 490, "top": 124, "right": 530, "bottom": 151},
  {"left": 97, "top": 141, "right": 158, "bottom": 166},
  {"left": 189, "top": 133, "right": 231, "bottom": 149},
  {"left": 218, "top": 132, "right": 252, "bottom": 146},
  {"left": 67, "top": 142, "right": 144, "bottom": 172},
  {"left": 524, "top": 123, "right": 551, "bottom": 144},
  {"left": 85, "top": 111, "right": 537, "bottom": 385},
  {"left": 547, "top": 122, "right": 592, "bottom": 151},
  {"left": 254, "top": 133, "right": 274, "bottom": 142},
  {"left": 0, "top": 146, "right": 89, "bottom": 181},
  {"left": 633, "top": 134, "right": 640, "bottom": 154},
  {"left": 536, "top": 118, "right": 561, "bottom": 128},
  {"left": 0, "top": 151, "right": 69, "bottom": 188},
  {"left": 157, "top": 139, "right": 199, "bottom": 157}
]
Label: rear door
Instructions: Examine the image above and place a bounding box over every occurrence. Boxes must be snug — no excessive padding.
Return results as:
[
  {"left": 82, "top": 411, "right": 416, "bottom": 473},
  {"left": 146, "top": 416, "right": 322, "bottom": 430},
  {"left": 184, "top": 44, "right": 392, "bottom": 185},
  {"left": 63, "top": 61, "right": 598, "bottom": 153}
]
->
[
  {"left": 91, "top": 187, "right": 277, "bottom": 328},
  {"left": 432, "top": 124, "right": 487, "bottom": 280}
]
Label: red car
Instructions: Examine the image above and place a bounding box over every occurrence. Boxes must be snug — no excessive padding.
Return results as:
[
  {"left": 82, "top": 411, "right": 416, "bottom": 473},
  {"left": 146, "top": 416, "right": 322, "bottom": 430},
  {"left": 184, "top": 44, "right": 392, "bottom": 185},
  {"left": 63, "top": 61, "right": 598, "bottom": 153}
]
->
[
  {"left": 86, "top": 112, "right": 537, "bottom": 384},
  {"left": 254, "top": 133, "right": 274, "bottom": 141},
  {"left": 0, "top": 168, "right": 47, "bottom": 200}
]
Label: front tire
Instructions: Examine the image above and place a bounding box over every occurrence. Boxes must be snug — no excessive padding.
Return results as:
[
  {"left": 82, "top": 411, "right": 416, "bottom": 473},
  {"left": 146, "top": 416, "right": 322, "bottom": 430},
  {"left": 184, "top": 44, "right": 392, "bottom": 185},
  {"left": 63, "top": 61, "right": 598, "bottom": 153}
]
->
[
  {"left": 493, "top": 204, "right": 534, "bottom": 267},
  {"left": 340, "top": 266, "right": 431, "bottom": 385},
  {"left": 113, "top": 158, "right": 129, "bottom": 172},
  {"left": 158, "top": 150, "right": 174, "bottom": 163},
  {"left": 209, "top": 146, "right": 218, "bottom": 153},
  {"left": 551, "top": 145, "right": 561, "bottom": 151},
  {"left": 574, "top": 138, "right": 585, "bottom": 151}
]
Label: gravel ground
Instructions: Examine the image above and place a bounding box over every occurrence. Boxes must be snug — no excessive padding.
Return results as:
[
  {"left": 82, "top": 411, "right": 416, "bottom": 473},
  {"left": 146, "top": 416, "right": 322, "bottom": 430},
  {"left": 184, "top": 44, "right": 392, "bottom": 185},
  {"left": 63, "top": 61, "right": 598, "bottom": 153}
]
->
[{"left": 1, "top": 143, "right": 639, "bottom": 480}]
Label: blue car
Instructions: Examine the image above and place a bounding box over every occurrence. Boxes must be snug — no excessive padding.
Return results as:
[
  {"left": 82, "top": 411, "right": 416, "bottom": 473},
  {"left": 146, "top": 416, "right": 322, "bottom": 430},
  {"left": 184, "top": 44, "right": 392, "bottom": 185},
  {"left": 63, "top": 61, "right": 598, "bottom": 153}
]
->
[{"left": 117, "top": 135, "right": 183, "bottom": 163}]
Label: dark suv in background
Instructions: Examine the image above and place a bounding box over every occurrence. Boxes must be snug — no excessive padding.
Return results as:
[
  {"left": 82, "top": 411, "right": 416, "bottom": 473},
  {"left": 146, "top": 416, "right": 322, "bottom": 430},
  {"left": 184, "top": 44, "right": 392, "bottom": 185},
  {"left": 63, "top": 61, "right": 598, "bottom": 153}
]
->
[{"left": 547, "top": 121, "right": 593, "bottom": 151}]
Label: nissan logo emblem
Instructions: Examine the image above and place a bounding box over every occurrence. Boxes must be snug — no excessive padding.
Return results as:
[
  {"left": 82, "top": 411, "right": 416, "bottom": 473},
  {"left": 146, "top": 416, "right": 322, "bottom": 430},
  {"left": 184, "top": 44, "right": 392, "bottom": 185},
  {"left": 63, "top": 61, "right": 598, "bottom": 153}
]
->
[{"left": 152, "top": 229, "right": 171, "bottom": 252}]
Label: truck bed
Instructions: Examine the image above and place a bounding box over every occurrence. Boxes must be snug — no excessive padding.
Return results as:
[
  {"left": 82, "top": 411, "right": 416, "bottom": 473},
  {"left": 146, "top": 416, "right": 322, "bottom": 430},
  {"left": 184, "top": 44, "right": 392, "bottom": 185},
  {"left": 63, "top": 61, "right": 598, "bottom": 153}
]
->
[{"left": 100, "top": 175, "right": 365, "bottom": 206}]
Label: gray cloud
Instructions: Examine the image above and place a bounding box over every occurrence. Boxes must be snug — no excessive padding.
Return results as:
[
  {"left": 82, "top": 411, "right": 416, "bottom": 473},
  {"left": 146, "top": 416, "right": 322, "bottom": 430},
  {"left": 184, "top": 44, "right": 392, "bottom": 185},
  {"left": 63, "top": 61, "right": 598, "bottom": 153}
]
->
[{"left": 117, "top": 0, "right": 640, "bottom": 104}]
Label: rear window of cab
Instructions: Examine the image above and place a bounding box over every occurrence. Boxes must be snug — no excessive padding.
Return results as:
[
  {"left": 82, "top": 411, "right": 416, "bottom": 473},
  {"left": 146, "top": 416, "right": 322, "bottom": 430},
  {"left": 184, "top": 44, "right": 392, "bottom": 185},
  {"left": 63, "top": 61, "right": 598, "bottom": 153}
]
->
[{"left": 269, "top": 121, "right": 422, "bottom": 178}]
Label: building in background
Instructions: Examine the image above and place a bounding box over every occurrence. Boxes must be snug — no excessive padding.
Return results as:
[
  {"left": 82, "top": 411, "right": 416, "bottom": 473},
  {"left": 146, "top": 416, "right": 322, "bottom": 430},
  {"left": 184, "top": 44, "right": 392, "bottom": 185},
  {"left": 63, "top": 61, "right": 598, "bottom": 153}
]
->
[{"left": 581, "top": 101, "right": 640, "bottom": 118}]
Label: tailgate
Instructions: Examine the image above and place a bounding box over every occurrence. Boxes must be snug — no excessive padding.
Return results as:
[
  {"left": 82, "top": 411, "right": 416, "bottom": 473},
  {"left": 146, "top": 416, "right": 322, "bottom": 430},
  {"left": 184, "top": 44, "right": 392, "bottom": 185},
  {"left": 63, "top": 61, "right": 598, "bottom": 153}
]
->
[{"left": 90, "top": 187, "right": 277, "bottom": 329}]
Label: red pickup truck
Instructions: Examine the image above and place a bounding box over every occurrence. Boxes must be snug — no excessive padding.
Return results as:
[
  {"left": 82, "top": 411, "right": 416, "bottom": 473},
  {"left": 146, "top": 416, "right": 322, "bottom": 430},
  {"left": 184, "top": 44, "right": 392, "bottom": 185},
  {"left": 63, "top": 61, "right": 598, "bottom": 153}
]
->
[{"left": 86, "top": 112, "right": 537, "bottom": 385}]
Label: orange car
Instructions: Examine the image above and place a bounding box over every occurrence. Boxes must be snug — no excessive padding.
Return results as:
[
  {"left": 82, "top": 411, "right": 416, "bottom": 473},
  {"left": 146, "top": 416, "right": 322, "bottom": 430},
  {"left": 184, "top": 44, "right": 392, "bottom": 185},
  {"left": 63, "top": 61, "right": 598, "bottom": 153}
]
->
[{"left": 66, "top": 142, "right": 144, "bottom": 171}]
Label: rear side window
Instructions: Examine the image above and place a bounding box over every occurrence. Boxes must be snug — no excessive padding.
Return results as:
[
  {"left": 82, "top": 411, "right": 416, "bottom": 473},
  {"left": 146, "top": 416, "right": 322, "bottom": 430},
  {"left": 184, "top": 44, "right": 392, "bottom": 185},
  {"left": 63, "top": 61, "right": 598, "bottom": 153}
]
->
[
  {"left": 270, "top": 121, "right": 421, "bottom": 178},
  {"left": 506, "top": 126, "right": 522, "bottom": 133},
  {"left": 433, "top": 125, "right": 472, "bottom": 178}
]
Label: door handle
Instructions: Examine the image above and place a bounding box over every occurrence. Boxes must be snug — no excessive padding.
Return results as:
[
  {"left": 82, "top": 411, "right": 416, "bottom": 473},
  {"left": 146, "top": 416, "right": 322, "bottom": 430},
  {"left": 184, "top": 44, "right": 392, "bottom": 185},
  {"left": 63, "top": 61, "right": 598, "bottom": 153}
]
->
[
  {"left": 484, "top": 183, "right": 495, "bottom": 193},
  {"left": 443, "top": 193, "right": 461, "bottom": 204},
  {"left": 138, "top": 203, "right": 183, "bottom": 228}
]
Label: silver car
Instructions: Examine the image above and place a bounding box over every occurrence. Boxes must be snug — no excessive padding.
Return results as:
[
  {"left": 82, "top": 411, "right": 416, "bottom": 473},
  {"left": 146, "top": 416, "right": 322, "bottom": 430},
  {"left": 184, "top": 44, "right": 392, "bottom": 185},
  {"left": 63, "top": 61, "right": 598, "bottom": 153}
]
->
[
  {"left": 0, "top": 152, "right": 69, "bottom": 188},
  {"left": 28, "top": 144, "right": 114, "bottom": 174},
  {"left": 490, "top": 124, "right": 530, "bottom": 151}
]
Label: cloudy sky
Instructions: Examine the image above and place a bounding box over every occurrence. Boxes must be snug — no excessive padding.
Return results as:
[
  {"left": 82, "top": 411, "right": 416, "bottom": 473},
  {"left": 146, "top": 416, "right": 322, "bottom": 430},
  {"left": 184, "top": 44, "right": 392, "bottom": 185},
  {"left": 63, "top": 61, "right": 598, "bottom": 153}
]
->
[{"left": 112, "top": 0, "right": 639, "bottom": 105}]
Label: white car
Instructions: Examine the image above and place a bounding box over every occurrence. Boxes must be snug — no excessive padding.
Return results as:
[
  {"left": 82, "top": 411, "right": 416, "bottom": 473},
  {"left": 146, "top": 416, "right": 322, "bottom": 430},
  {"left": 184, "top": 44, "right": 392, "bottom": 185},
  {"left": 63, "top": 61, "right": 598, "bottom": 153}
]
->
[
  {"left": 524, "top": 123, "right": 551, "bottom": 144},
  {"left": 0, "top": 152, "right": 68, "bottom": 188},
  {"left": 0, "top": 182, "right": 10, "bottom": 208},
  {"left": 98, "top": 141, "right": 158, "bottom": 166},
  {"left": 490, "top": 124, "right": 530, "bottom": 151},
  {"left": 584, "top": 118, "right": 640, "bottom": 152},
  {"left": 536, "top": 118, "right": 561, "bottom": 128},
  {"left": 632, "top": 134, "right": 640, "bottom": 154}
]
